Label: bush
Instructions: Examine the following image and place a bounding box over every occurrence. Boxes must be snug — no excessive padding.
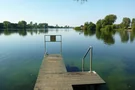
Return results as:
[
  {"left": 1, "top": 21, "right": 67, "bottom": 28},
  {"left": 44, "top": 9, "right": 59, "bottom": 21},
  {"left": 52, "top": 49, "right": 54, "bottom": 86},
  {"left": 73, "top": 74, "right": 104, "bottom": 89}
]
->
[{"left": 74, "top": 27, "right": 81, "bottom": 30}]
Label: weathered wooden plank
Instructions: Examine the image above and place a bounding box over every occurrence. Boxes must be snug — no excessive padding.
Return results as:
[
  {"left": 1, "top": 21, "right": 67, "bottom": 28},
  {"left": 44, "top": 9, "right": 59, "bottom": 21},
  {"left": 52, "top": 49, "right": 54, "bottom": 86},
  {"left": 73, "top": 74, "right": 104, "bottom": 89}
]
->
[
  {"left": 34, "top": 54, "right": 105, "bottom": 90},
  {"left": 39, "top": 54, "right": 67, "bottom": 74}
]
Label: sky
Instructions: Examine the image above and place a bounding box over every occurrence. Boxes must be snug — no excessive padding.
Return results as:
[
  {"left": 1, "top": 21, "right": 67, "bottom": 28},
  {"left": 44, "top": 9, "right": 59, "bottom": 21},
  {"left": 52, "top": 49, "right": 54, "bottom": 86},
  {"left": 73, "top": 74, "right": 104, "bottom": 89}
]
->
[{"left": 0, "top": 0, "right": 135, "bottom": 26}]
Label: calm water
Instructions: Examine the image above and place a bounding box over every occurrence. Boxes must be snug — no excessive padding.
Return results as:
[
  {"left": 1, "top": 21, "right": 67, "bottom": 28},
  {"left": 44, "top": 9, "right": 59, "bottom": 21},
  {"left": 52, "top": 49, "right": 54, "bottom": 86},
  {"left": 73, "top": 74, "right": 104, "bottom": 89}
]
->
[{"left": 0, "top": 29, "right": 135, "bottom": 90}]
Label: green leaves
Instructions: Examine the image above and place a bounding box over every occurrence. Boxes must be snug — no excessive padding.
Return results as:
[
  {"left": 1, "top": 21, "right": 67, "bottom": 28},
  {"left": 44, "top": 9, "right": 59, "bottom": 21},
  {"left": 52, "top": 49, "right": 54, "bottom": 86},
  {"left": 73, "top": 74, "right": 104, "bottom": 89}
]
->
[
  {"left": 121, "top": 17, "right": 131, "bottom": 29},
  {"left": 18, "top": 21, "right": 27, "bottom": 29},
  {"left": 87, "top": 22, "right": 96, "bottom": 31},
  {"left": 3, "top": 21, "right": 11, "bottom": 29},
  {"left": 96, "top": 19, "right": 102, "bottom": 31},
  {"left": 131, "top": 18, "right": 135, "bottom": 31},
  {"left": 74, "top": 26, "right": 81, "bottom": 30},
  {"left": 104, "top": 14, "right": 117, "bottom": 25}
]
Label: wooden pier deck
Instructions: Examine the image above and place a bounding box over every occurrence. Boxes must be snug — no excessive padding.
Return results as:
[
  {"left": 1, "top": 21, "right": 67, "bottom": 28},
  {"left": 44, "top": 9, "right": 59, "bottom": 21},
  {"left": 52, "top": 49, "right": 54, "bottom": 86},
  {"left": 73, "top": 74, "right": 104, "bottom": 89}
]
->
[{"left": 34, "top": 54, "right": 105, "bottom": 90}]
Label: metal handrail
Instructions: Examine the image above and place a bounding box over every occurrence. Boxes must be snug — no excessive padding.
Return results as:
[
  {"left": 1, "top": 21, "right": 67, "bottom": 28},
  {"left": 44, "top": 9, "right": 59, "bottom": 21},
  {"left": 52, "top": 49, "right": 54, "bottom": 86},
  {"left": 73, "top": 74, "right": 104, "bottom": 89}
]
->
[
  {"left": 82, "top": 46, "right": 93, "bottom": 72},
  {"left": 44, "top": 35, "right": 62, "bottom": 55}
]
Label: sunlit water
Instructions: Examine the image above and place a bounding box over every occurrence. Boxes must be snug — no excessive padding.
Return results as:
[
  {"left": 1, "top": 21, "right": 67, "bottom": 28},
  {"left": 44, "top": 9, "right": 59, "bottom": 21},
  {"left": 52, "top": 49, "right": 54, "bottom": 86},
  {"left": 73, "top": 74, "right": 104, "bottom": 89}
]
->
[{"left": 0, "top": 28, "right": 135, "bottom": 90}]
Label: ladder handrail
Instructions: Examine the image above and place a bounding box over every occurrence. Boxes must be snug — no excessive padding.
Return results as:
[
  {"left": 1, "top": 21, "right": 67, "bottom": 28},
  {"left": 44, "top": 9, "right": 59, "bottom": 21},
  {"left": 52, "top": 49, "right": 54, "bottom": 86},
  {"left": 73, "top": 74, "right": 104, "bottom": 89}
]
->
[
  {"left": 82, "top": 46, "right": 93, "bottom": 72},
  {"left": 82, "top": 48, "right": 90, "bottom": 60}
]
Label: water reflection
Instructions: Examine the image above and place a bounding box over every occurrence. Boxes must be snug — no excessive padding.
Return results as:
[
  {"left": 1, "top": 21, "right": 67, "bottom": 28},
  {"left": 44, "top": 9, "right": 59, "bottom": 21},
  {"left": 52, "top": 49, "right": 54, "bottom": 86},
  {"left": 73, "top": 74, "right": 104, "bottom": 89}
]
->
[
  {"left": 100, "top": 33, "right": 114, "bottom": 45},
  {"left": 0, "top": 28, "right": 72, "bottom": 37},
  {"left": 75, "top": 29, "right": 135, "bottom": 45},
  {"left": 130, "top": 31, "right": 135, "bottom": 42},
  {"left": 0, "top": 29, "right": 48, "bottom": 36},
  {"left": 118, "top": 30, "right": 135, "bottom": 43},
  {"left": 118, "top": 31, "right": 129, "bottom": 43},
  {"left": 1, "top": 28, "right": 135, "bottom": 90},
  {"left": 83, "top": 29, "right": 95, "bottom": 37},
  {"left": 1, "top": 29, "right": 135, "bottom": 45}
]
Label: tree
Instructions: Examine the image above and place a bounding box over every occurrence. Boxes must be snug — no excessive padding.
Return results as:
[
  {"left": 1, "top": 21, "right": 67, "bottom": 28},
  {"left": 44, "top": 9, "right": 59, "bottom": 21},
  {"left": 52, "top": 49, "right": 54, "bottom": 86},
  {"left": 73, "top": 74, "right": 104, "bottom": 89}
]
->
[
  {"left": 10, "top": 23, "right": 18, "bottom": 29},
  {"left": 38, "top": 23, "right": 48, "bottom": 28},
  {"left": 121, "top": 17, "right": 131, "bottom": 29},
  {"left": 0, "top": 23, "right": 4, "bottom": 29},
  {"left": 88, "top": 22, "right": 96, "bottom": 31},
  {"left": 96, "top": 19, "right": 102, "bottom": 31},
  {"left": 18, "top": 20, "right": 27, "bottom": 29},
  {"left": 83, "top": 22, "right": 89, "bottom": 30},
  {"left": 56, "top": 24, "right": 59, "bottom": 28},
  {"left": 104, "top": 14, "right": 117, "bottom": 25},
  {"left": 83, "top": 22, "right": 96, "bottom": 36},
  {"left": 30, "top": 21, "right": 33, "bottom": 28},
  {"left": 3, "top": 21, "right": 11, "bottom": 29},
  {"left": 33, "top": 23, "right": 38, "bottom": 28},
  {"left": 74, "top": 26, "right": 81, "bottom": 30},
  {"left": 131, "top": 18, "right": 135, "bottom": 31},
  {"left": 95, "top": 15, "right": 117, "bottom": 37},
  {"left": 101, "top": 19, "right": 107, "bottom": 28}
]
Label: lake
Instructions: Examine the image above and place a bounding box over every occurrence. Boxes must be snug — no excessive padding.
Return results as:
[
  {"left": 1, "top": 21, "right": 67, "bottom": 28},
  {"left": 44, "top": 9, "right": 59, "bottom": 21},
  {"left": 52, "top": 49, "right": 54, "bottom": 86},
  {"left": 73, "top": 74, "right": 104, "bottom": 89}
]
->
[{"left": 0, "top": 28, "right": 135, "bottom": 90}]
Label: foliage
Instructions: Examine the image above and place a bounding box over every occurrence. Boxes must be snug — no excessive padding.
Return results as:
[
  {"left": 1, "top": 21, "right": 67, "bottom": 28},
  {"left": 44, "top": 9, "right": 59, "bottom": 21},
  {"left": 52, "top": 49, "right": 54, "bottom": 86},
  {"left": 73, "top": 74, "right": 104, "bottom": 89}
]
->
[
  {"left": 38, "top": 23, "right": 48, "bottom": 28},
  {"left": 0, "top": 20, "right": 70, "bottom": 30},
  {"left": 0, "top": 23, "right": 4, "bottom": 29},
  {"left": 83, "top": 22, "right": 96, "bottom": 36},
  {"left": 74, "top": 14, "right": 117, "bottom": 40},
  {"left": 87, "top": 22, "right": 96, "bottom": 31},
  {"left": 18, "top": 20, "right": 27, "bottom": 29},
  {"left": 104, "top": 14, "right": 117, "bottom": 25},
  {"left": 83, "top": 22, "right": 96, "bottom": 31},
  {"left": 33, "top": 23, "right": 38, "bottom": 28},
  {"left": 95, "top": 14, "right": 117, "bottom": 32},
  {"left": 102, "top": 25, "right": 115, "bottom": 35},
  {"left": 27, "top": 21, "right": 33, "bottom": 28},
  {"left": 74, "top": 26, "right": 82, "bottom": 30},
  {"left": 74, "top": 14, "right": 118, "bottom": 44},
  {"left": 3, "top": 21, "right": 11, "bottom": 29},
  {"left": 83, "top": 22, "right": 89, "bottom": 30},
  {"left": 96, "top": 19, "right": 102, "bottom": 31},
  {"left": 131, "top": 18, "right": 135, "bottom": 31},
  {"left": 121, "top": 17, "right": 131, "bottom": 29}
]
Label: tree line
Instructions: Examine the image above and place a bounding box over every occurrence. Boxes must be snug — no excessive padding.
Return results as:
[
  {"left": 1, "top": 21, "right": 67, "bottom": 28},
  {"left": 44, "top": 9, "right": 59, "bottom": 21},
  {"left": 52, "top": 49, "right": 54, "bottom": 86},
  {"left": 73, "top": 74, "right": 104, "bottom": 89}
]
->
[
  {"left": 74, "top": 14, "right": 135, "bottom": 45},
  {"left": 74, "top": 14, "right": 135, "bottom": 32},
  {"left": 0, "top": 21, "right": 70, "bottom": 30}
]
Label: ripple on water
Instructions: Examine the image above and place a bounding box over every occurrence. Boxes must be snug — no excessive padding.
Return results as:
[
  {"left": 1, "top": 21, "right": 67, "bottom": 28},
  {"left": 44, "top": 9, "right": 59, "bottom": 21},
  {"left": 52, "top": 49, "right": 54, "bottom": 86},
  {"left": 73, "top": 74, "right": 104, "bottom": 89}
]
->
[{"left": 0, "top": 52, "right": 13, "bottom": 63}]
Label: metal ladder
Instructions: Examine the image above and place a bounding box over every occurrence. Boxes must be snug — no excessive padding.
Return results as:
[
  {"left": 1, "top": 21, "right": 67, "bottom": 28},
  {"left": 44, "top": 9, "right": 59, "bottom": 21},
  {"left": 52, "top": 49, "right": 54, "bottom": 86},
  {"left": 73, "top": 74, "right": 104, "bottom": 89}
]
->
[{"left": 82, "top": 46, "right": 93, "bottom": 72}]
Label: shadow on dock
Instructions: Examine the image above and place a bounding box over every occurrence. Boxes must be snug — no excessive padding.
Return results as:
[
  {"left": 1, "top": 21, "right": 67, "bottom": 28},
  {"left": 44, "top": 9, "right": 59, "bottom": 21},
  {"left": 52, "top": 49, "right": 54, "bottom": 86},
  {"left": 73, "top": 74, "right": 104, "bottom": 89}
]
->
[
  {"left": 72, "top": 84, "right": 108, "bottom": 90},
  {"left": 66, "top": 65, "right": 80, "bottom": 72}
]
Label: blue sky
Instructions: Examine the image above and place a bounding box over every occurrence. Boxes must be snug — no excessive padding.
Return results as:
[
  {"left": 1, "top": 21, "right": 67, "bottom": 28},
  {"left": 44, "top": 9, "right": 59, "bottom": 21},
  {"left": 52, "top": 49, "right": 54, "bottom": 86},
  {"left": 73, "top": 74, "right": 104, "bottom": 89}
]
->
[{"left": 0, "top": 0, "right": 135, "bottom": 26}]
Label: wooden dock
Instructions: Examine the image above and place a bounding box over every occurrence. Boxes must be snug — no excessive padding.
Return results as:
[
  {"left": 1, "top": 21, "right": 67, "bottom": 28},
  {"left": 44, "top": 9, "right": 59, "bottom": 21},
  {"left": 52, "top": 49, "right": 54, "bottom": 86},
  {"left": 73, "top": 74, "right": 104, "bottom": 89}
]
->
[{"left": 34, "top": 54, "right": 105, "bottom": 90}]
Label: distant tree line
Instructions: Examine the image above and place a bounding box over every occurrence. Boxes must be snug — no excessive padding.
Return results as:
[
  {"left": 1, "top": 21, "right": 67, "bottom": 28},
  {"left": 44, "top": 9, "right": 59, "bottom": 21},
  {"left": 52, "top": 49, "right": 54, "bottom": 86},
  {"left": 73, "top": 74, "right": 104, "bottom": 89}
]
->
[
  {"left": 75, "top": 14, "right": 135, "bottom": 32},
  {"left": 0, "top": 21, "right": 70, "bottom": 30},
  {"left": 74, "top": 14, "right": 135, "bottom": 45}
]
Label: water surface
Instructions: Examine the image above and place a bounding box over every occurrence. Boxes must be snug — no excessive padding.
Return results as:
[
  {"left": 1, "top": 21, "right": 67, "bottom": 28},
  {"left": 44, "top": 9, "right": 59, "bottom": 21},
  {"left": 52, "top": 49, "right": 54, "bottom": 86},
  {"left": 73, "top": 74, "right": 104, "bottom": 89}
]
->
[{"left": 0, "top": 29, "right": 135, "bottom": 90}]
